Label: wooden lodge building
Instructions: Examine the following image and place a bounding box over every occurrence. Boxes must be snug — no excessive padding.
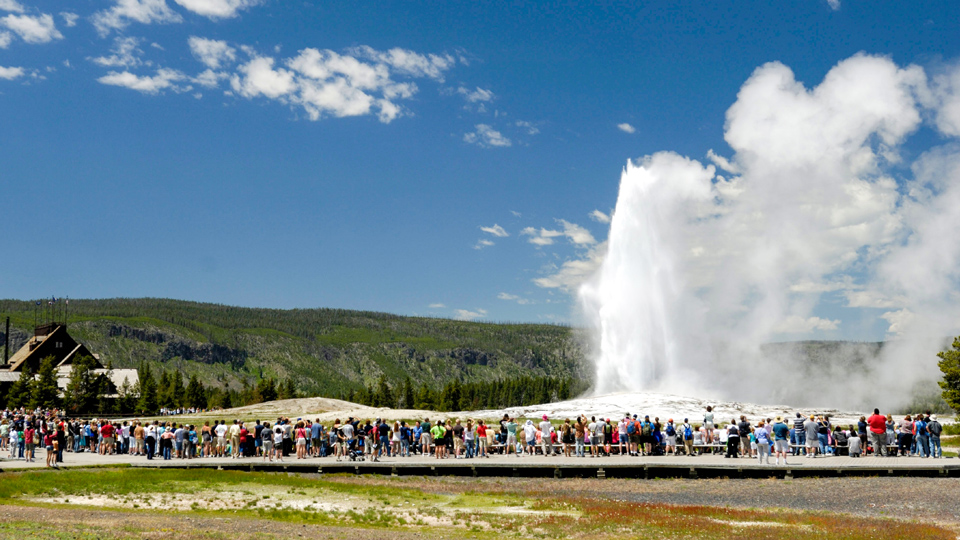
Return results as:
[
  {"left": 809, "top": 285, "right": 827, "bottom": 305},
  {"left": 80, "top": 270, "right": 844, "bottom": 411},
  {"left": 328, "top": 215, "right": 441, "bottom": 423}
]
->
[{"left": 0, "top": 322, "right": 139, "bottom": 399}]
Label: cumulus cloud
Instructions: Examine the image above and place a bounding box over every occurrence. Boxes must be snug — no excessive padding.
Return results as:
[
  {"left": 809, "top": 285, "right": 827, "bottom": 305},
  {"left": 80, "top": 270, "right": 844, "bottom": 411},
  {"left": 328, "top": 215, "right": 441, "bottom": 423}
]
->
[
  {"left": 617, "top": 122, "right": 636, "bottom": 134},
  {"left": 474, "top": 239, "right": 495, "bottom": 249},
  {"left": 90, "top": 36, "right": 145, "bottom": 68},
  {"left": 188, "top": 36, "right": 235, "bottom": 69},
  {"left": 480, "top": 224, "right": 508, "bottom": 237},
  {"left": 0, "top": 31, "right": 10, "bottom": 48},
  {"left": 826, "top": 0, "right": 840, "bottom": 10},
  {"left": 0, "top": 0, "right": 23, "bottom": 13},
  {"left": 0, "top": 64, "right": 23, "bottom": 79},
  {"left": 535, "top": 242, "right": 606, "bottom": 291},
  {"left": 98, "top": 67, "right": 188, "bottom": 94},
  {"left": 498, "top": 292, "right": 531, "bottom": 305},
  {"left": 224, "top": 46, "right": 455, "bottom": 122},
  {"left": 454, "top": 308, "right": 486, "bottom": 321},
  {"left": 589, "top": 209, "right": 611, "bottom": 224},
  {"left": 92, "top": 0, "right": 182, "bottom": 37},
  {"left": 457, "top": 86, "right": 493, "bottom": 103},
  {"left": 773, "top": 315, "right": 840, "bottom": 333},
  {"left": 1, "top": 13, "right": 62, "bottom": 44},
  {"left": 464, "top": 124, "right": 511, "bottom": 147},
  {"left": 60, "top": 12, "right": 78, "bottom": 26},
  {"left": 522, "top": 219, "right": 595, "bottom": 246},
  {"left": 173, "top": 0, "right": 261, "bottom": 19},
  {"left": 574, "top": 53, "right": 960, "bottom": 410},
  {"left": 515, "top": 120, "right": 540, "bottom": 135}
]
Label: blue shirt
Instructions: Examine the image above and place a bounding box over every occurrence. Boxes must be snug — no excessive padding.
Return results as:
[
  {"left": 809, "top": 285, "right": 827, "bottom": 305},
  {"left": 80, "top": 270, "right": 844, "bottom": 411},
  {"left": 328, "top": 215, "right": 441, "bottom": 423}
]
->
[
  {"left": 773, "top": 422, "right": 790, "bottom": 441},
  {"left": 311, "top": 423, "right": 321, "bottom": 438}
]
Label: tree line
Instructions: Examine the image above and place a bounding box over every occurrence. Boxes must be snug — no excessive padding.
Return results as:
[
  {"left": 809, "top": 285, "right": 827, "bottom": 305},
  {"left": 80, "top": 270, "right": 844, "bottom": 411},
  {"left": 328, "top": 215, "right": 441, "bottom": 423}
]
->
[{"left": 346, "top": 374, "right": 589, "bottom": 412}]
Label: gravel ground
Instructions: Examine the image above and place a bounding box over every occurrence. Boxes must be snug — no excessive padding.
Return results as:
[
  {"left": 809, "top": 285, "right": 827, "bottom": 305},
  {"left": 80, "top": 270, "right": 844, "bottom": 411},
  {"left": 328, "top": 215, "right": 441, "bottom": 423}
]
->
[{"left": 323, "top": 475, "right": 960, "bottom": 526}]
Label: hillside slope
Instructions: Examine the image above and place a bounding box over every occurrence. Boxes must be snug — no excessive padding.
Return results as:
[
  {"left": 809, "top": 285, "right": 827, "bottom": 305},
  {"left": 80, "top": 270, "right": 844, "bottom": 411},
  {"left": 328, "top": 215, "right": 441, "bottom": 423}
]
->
[{"left": 0, "top": 298, "right": 589, "bottom": 396}]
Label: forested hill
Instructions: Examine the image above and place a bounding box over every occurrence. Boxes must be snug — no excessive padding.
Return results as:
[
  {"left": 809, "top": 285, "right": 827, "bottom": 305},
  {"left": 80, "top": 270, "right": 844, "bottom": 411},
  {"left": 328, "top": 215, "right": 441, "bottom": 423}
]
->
[{"left": 0, "top": 298, "right": 590, "bottom": 399}]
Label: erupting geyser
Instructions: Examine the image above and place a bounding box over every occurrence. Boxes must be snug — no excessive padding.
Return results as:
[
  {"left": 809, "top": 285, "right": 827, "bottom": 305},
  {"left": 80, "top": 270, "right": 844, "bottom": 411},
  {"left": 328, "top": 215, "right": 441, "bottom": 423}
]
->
[{"left": 579, "top": 154, "right": 715, "bottom": 395}]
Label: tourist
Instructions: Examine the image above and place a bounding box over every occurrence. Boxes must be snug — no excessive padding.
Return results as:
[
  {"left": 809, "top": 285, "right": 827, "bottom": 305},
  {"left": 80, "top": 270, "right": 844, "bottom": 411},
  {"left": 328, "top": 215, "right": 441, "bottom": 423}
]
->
[
  {"left": 145, "top": 421, "right": 157, "bottom": 460},
  {"left": 561, "top": 419, "right": 573, "bottom": 457},
  {"left": 421, "top": 418, "right": 432, "bottom": 456},
  {"left": 539, "top": 415, "right": 554, "bottom": 457},
  {"left": 160, "top": 425, "right": 174, "bottom": 460},
  {"left": 866, "top": 409, "right": 887, "bottom": 456},
  {"left": 574, "top": 418, "right": 585, "bottom": 457},
  {"left": 703, "top": 406, "right": 715, "bottom": 444},
  {"left": 640, "top": 416, "right": 654, "bottom": 456},
  {"left": 846, "top": 425, "right": 861, "bottom": 457},
  {"left": 261, "top": 422, "right": 273, "bottom": 461},
  {"left": 476, "top": 420, "right": 488, "bottom": 458},
  {"left": 464, "top": 420, "right": 475, "bottom": 459},
  {"left": 505, "top": 418, "right": 518, "bottom": 456},
  {"left": 927, "top": 414, "right": 942, "bottom": 458},
  {"left": 738, "top": 416, "right": 752, "bottom": 457},
  {"left": 724, "top": 420, "right": 740, "bottom": 458},
  {"left": 802, "top": 415, "right": 819, "bottom": 458},
  {"left": 664, "top": 419, "right": 677, "bottom": 455},
  {"left": 772, "top": 416, "right": 790, "bottom": 465},
  {"left": 914, "top": 414, "right": 929, "bottom": 458},
  {"left": 523, "top": 420, "right": 537, "bottom": 456},
  {"left": 898, "top": 415, "right": 913, "bottom": 457},
  {"left": 273, "top": 423, "right": 284, "bottom": 462}
]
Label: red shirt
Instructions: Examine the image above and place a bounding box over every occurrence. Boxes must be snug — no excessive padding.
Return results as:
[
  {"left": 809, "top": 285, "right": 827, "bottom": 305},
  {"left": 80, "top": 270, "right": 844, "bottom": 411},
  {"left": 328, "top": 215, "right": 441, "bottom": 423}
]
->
[
  {"left": 101, "top": 424, "right": 115, "bottom": 438},
  {"left": 867, "top": 414, "right": 886, "bottom": 434}
]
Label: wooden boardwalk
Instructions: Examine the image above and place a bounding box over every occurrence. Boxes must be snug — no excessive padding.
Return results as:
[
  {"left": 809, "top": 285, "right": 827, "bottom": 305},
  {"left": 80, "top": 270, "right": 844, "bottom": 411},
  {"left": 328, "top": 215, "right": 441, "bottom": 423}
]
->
[{"left": 2, "top": 450, "right": 957, "bottom": 478}]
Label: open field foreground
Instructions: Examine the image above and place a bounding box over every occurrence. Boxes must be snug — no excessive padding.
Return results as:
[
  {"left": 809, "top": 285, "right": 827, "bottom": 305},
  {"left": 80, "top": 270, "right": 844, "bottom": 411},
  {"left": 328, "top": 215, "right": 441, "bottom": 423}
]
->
[{"left": 0, "top": 469, "right": 956, "bottom": 539}]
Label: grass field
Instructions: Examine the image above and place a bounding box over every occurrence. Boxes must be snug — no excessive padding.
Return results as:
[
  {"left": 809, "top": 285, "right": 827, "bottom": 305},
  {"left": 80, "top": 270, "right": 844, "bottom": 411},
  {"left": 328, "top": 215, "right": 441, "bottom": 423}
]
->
[{"left": 0, "top": 468, "right": 954, "bottom": 539}]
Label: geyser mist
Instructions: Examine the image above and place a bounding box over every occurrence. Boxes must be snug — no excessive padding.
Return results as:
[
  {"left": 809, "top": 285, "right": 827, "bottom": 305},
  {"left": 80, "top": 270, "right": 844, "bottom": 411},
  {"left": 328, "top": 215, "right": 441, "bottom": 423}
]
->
[{"left": 578, "top": 53, "right": 960, "bottom": 411}]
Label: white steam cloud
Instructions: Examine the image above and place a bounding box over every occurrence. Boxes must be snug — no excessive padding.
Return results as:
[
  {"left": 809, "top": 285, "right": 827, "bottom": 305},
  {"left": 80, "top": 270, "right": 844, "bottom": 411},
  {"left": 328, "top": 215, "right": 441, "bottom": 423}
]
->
[{"left": 579, "top": 53, "right": 960, "bottom": 411}]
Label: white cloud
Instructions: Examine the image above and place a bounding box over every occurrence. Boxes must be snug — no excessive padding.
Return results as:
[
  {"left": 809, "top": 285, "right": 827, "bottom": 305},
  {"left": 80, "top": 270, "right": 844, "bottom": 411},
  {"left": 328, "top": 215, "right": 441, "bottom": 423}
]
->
[
  {"left": 97, "top": 67, "right": 188, "bottom": 94},
  {"left": 931, "top": 64, "right": 960, "bottom": 138},
  {"left": 464, "top": 124, "right": 511, "bottom": 148},
  {"left": 589, "top": 210, "right": 611, "bottom": 224},
  {"left": 60, "top": 12, "right": 78, "bottom": 27},
  {"left": 826, "top": 0, "right": 840, "bottom": 10},
  {"left": 773, "top": 316, "right": 840, "bottom": 333},
  {"left": 193, "top": 68, "right": 227, "bottom": 88},
  {"left": 353, "top": 46, "right": 455, "bottom": 81},
  {"left": 92, "top": 0, "right": 182, "bottom": 37},
  {"left": 706, "top": 149, "right": 739, "bottom": 174},
  {"left": 457, "top": 85, "right": 493, "bottom": 103},
  {"left": 880, "top": 309, "right": 913, "bottom": 336},
  {"left": 617, "top": 122, "right": 636, "bottom": 134},
  {"left": 428, "top": 303, "right": 446, "bottom": 309},
  {"left": 90, "top": 37, "right": 145, "bottom": 68},
  {"left": 480, "top": 224, "right": 508, "bottom": 237},
  {"left": 188, "top": 36, "right": 236, "bottom": 69},
  {"left": 510, "top": 210, "right": 522, "bottom": 218},
  {"left": 843, "top": 290, "right": 902, "bottom": 309},
  {"left": 230, "top": 55, "right": 295, "bottom": 99},
  {"left": 0, "top": 31, "right": 10, "bottom": 48},
  {"left": 521, "top": 226, "right": 562, "bottom": 246},
  {"left": 173, "top": 0, "right": 261, "bottom": 19},
  {"left": 1, "top": 13, "right": 62, "bottom": 44},
  {"left": 534, "top": 242, "right": 606, "bottom": 291},
  {"left": 474, "top": 239, "right": 495, "bottom": 249},
  {"left": 0, "top": 64, "right": 23, "bottom": 79},
  {"left": 515, "top": 120, "right": 540, "bottom": 135},
  {"left": 226, "top": 46, "right": 453, "bottom": 123},
  {"left": 521, "top": 220, "right": 595, "bottom": 246},
  {"left": 497, "top": 292, "right": 518, "bottom": 301},
  {"left": 558, "top": 219, "right": 596, "bottom": 245},
  {"left": 454, "top": 308, "right": 486, "bottom": 321},
  {"left": 0, "top": 0, "right": 23, "bottom": 13}
]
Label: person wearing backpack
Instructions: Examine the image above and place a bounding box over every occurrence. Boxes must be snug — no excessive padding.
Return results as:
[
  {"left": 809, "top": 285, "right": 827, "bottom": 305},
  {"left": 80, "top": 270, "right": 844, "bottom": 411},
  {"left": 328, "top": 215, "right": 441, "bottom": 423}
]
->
[
  {"left": 664, "top": 420, "right": 677, "bottom": 455},
  {"left": 625, "top": 417, "right": 638, "bottom": 456},
  {"left": 640, "top": 416, "right": 653, "bottom": 456},
  {"left": 681, "top": 419, "right": 694, "bottom": 456},
  {"left": 926, "top": 414, "right": 942, "bottom": 458}
]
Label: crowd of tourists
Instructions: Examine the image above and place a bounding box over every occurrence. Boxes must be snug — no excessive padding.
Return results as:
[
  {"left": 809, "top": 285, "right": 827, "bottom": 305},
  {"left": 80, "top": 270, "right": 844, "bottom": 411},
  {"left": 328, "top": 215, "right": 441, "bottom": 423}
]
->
[{"left": 0, "top": 405, "right": 948, "bottom": 466}]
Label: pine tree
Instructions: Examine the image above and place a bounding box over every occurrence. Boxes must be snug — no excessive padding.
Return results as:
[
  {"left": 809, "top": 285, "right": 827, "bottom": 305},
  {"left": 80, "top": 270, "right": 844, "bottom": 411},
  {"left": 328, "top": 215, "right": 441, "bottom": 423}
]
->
[
  {"left": 402, "top": 376, "right": 414, "bottom": 409},
  {"left": 169, "top": 372, "right": 185, "bottom": 408},
  {"left": 7, "top": 367, "right": 35, "bottom": 410},
  {"left": 374, "top": 375, "right": 392, "bottom": 408},
  {"left": 256, "top": 378, "right": 277, "bottom": 403},
  {"left": 65, "top": 355, "right": 99, "bottom": 415},
  {"left": 938, "top": 337, "right": 960, "bottom": 412},
  {"left": 137, "top": 363, "right": 158, "bottom": 414},
  {"left": 31, "top": 356, "right": 60, "bottom": 410},
  {"left": 185, "top": 374, "right": 206, "bottom": 409},
  {"left": 117, "top": 376, "right": 136, "bottom": 414},
  {"left": 279, "top": 378, "right": 296, "bottom": 400}
]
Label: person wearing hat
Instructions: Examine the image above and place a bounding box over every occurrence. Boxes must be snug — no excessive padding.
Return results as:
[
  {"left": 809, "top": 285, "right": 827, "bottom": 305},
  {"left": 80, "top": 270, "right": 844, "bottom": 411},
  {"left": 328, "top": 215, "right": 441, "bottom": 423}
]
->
[
  {"left": 539, "top": 415, "right": 554, "bottom": 457},
  {"left": 772, "top": 416, "right": 790, "bottom": 465}
]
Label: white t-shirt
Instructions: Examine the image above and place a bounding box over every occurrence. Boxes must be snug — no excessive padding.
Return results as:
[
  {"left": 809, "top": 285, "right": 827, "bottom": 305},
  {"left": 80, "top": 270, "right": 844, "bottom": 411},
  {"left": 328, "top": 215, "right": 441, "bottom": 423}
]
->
[{"left": 215, "top": 424, "right": 227, "bottom": 438}]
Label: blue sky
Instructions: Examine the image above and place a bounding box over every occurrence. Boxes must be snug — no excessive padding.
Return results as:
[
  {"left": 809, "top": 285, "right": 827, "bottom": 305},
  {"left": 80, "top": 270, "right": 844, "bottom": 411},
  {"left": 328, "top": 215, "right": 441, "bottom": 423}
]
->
[{"left": 2, "top": 0, "right": 960, "bottom": 338}]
